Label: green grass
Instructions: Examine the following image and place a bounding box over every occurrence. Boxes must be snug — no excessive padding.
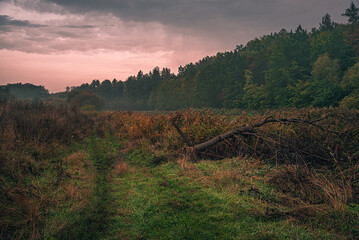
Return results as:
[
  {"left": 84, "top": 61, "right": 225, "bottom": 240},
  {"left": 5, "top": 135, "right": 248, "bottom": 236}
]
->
[
  {"left": 49, "top": 134, "right": 121, "bottom": 240},
  {"left": 107, "top": 151, "right": 339, "bottom": 240},
  {"left": 36, "top": 139, "right": 354, "bottom": 239}
]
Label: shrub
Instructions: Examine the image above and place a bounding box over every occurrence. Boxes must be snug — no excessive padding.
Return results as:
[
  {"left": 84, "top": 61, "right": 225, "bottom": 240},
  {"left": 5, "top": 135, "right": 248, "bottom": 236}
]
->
[{"left": 67, "top": 90, "right": 105, "bottom": 110}]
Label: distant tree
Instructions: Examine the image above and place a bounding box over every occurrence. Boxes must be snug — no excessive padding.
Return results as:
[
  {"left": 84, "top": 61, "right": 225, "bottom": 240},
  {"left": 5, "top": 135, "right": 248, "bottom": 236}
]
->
[
  {"left": 289, "top": 80, "right": 312, "bottom": 107},
  {"left": 340, "top": 89, "right": 359, "bottom": 108},
  {"left": 264, "top": 36, "right": 296, "bottom": 108},
  {"left": 310, "top": 28, "right": 355, "bottom": 72},
  {"left": 161, "top": 68, "right": 173, "bottom": 80},
  {"left": 124, "top": 76, "right": 139, "bottom": 98},
  {"left": 150, "top": 67, "right": 161, "bottom": 83},
  {"left": 178, "top": 65, "right": 185, "bottom": 77},
  {"left": 5, "top": 83, "right": 49, "bottom": 99},
  {"left": 101, "top": 79, "right": 112, "bottom": 88},
  {"left": 113, "top": 80, "right": 124, "bottom": 94},
  {"left": 342, "top": 1, "right": 359, "bottom": 23},
  {"left": 99, "top": 79, "right": 113, "bottom": 100},
  {"left": 78, "top": 83, "right": 90, "bottom": 91},
  {"left": 242, "top": 70, "right": 266, "bottom": 109},
  {"left": 319, "top": 13, "right": 335, "bottom": 31},
  {"left": 341, "top": 61, "right": 359, "bottom": 92},
  {"left": 90, "top": 79, "right": 100, "bottom": 88},
  {"left": 309, "top": 54, "right": 343, "bottom": 107},
  {"left": 148, "top": 78, "right": 182, "bottom": 110},
  {"left": 312, "top": 54, "right": 340, "bottom": 84},
  {"left": 67, "top": 90, "right": 105, "bottom": 110},
  {"left": 340, "top": 62, "right": 359, "bottom": 109},
  {"left": 137, "top": 70, "right": 143, "bottom": 80}
]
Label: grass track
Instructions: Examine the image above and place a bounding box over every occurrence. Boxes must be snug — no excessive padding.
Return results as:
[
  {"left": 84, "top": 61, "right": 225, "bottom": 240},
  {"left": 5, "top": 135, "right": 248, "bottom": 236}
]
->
[
  {"left": 53, "top": 136, "right": 118, "bottom": 240},
  {"left": 107, "top": 151, "right": 338, "bottom": 240},
  {"left": 50, "top": 141, "right": 349, "bottom": 239}
]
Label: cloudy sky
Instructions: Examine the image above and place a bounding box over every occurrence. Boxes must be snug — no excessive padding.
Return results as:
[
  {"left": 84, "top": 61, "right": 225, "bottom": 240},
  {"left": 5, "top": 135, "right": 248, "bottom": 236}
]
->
[{"left": 0, "top": 0, "right": 354, "bottom": 92}]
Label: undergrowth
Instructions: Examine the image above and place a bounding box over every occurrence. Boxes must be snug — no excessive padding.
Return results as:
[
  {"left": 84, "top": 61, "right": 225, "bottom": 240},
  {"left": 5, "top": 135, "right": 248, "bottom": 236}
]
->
[
  {"left": 1, "top": 100, "right": 358, "bottom": 239},
  {"left": 0, "top": 100, "right": 98, "bottom": 239}
]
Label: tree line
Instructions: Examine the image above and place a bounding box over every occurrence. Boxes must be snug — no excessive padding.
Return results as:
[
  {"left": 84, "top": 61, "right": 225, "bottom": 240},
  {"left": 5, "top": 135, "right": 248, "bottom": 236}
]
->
[
  {"left": 0, "top": 83, "right": 49, "bottom": 101},
  {"left": 2, "top": 2, "right": 359, "bottom": 110}
]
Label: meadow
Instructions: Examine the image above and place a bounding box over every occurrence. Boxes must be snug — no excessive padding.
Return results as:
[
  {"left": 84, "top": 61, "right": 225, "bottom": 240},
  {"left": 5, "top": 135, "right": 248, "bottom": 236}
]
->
[{"left": 1, "top": 99, "right": 358, "bottom": 239}]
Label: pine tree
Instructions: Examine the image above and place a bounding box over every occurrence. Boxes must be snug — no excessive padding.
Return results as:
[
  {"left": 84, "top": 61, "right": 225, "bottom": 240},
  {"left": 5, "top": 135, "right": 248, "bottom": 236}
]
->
[
  {"left": 319, "top": 13, "right": 334, "bottom": 31},
  {"left": 342, "top": 1, "right": 359, "bottom": 23}
]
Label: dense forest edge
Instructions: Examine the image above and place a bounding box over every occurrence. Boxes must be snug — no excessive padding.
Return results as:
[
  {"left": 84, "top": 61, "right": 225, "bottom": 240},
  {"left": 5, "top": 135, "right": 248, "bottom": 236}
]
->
[{"left": 1, "top": 3, "right": 359, "bottom": 111}]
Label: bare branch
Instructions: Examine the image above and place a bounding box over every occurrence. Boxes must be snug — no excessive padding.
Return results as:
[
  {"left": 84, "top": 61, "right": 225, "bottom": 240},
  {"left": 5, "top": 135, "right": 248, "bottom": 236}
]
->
[
  {"left": 191, "top": 115, "right": 330, "bottom": 152},
  {"left": 171, "top": 119, "right": 194, "bottom": 147}
]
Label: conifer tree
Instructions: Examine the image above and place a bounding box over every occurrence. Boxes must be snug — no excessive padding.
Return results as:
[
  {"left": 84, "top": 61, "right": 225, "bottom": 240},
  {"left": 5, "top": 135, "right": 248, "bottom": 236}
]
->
[
  {"left": 319, "top": 13, "right": 334, "bottom": 31},
  {"left": 342, "top": 1, "right": 359, "bottom": 23}
]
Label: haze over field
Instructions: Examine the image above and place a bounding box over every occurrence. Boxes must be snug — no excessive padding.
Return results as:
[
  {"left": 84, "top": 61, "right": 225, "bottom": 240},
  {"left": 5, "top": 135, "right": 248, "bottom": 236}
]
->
[{"left": 0, "top": 0, "right": 353, "bottom": 92}]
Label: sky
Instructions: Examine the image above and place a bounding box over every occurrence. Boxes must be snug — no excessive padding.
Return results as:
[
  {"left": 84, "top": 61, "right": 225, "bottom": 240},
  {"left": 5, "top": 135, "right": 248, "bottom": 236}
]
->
[{"left": 0, "top": 0, "right": 354, "bottom": 92}]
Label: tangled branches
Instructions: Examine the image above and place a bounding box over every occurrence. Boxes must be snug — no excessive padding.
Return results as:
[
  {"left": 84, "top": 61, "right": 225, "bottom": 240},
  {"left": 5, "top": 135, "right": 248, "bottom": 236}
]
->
[{"left": 171, "top": 109, "right": 359, "bottom": 166}]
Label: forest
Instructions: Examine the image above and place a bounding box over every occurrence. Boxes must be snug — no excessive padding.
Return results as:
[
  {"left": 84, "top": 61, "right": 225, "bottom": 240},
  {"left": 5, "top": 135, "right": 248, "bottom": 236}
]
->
[{"left": 3, "top": 9, "right": 359, "bottom": 111}]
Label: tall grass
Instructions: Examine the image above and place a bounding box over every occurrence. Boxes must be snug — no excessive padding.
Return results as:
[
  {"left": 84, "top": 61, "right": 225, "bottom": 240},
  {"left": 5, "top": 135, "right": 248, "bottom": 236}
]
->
[
  {"left": 0, "top": 100, "right": 96, "bottom": 239},
  {"left": 109, "top": 107, "right": 359, "bottom": 165}
]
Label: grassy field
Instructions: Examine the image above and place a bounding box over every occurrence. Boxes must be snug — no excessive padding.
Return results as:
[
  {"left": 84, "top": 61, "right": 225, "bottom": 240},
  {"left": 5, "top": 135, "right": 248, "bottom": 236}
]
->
[
  {"left": 1, "top": 101, "right": 358, "bottom": 239},
  {"left": 108, "top": 152, "right": 342, "bottom": 239}
]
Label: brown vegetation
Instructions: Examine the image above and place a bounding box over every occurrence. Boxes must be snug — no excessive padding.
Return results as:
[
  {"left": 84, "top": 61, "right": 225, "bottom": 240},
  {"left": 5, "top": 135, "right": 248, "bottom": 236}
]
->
[
  {"left": 0, "top": 100, "right": 96, "bottom": 239},
  {"left": 109, "top": 107, "right": 359, "bottom": 166}
]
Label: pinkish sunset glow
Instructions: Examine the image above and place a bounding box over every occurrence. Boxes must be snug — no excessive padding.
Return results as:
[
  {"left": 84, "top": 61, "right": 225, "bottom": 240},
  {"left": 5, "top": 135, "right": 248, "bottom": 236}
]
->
[{"left": 0, "top": 0, "right": 350, "bottom": 92}]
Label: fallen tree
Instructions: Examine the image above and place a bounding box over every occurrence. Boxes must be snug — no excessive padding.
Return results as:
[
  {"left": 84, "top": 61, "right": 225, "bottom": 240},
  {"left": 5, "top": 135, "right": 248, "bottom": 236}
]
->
[
  {"left": 172, "top": 114, "right": 336, "bottom": 162},
  {"left": 173, "top": 115, "right": 330, "bottom": 150}
]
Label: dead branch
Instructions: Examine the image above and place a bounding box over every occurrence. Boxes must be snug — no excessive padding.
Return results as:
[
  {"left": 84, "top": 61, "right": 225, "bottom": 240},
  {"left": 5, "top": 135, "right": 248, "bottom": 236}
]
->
[
  {"left": 192, "top": 125, "right": 255, "bottom": 151},
  {"left": 171, "top": 119, "right": 194, "bottom": 147},
  {"left": 173, "top": 115, "right": 330, "bottom": 153}
]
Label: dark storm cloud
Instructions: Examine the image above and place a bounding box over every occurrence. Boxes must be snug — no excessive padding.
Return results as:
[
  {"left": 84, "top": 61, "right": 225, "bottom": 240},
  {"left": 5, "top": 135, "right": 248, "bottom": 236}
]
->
[
  {"left": 0, "top": 15, "right": 47, "bottom": 31},
  {"left": 39, "top": 0, "right": 351, "bottom": 29},
  {"left": 44, "top": 0, "right": 255, "bottom": 23},
  {"left": 7, "top": 0, "right": 351, "bottom": 52},
  {"left": 1, "top": 0, "right": 354, "bottom": 55}
]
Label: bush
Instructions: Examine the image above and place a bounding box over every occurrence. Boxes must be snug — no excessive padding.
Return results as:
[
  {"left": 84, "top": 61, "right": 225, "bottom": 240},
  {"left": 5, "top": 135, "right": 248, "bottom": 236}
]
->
[{"left": 67, "top": 90, "right": 105, "bottom": 110}]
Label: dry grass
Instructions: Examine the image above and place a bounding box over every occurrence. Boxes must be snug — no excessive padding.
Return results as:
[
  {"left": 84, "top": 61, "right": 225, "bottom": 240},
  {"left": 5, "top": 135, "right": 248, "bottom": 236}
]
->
[
  {"left": 177, "top": 156, "right": 264, "bottom": 194},
  {"left": 0, "top": 100, "right": 94, "bottom": 146},
  {"left": 268, "top": 164, "right": 357, "bottom": 218},
  {"left": 113, "top": 160, "right": 128, "bottom": 175},
  {"left": 0, "top": 100, "right": 97, "bottom": 239},
  {"left": 109, "top": 107, "right": 359, "bottom": 169}
]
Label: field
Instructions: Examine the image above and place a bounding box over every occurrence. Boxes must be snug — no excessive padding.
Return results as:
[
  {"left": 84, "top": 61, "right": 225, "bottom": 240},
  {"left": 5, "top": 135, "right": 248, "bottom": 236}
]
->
[{"left": 0, "top": 100, "right": 358, "bottom": 239}]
